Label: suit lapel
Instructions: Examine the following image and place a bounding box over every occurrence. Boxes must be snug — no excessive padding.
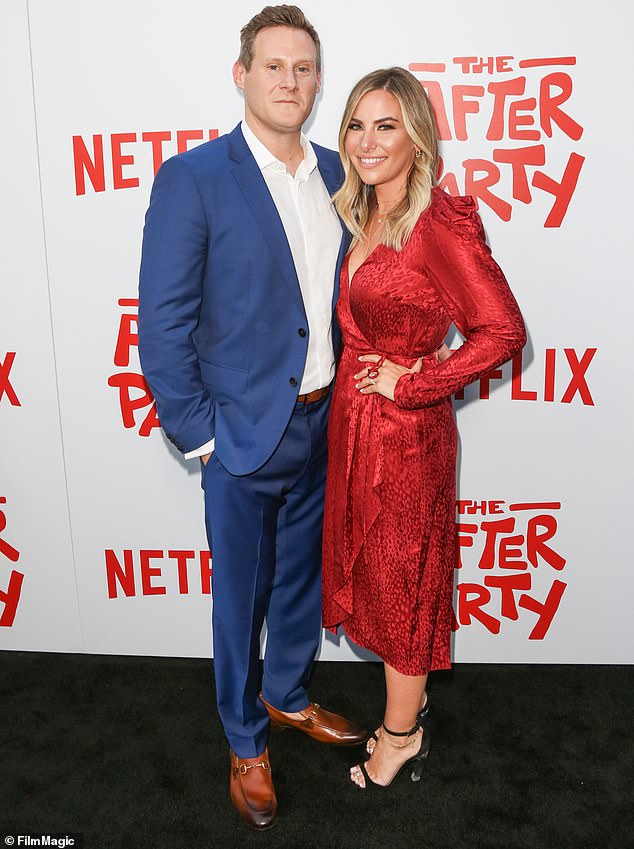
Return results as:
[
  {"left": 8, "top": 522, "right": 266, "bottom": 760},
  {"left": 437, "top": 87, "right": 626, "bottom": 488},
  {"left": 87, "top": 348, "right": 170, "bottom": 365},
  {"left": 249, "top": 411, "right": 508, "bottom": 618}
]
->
[
  {"left": 228, "top": 126, "right": 304, "bottom": 313},
  {"left": 227, "top": 126, "right": 351, "bottom": 321},
  {"left": 314, "top": 152, "right": 341, "bottom": 198}
]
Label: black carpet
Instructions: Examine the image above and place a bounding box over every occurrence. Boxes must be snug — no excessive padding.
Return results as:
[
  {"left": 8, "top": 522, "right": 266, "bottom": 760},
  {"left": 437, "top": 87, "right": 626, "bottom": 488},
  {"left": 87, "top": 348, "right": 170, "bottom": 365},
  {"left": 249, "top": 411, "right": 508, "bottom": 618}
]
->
[{"left": 1, "top": 653, "right": 632, "bottom": 849}]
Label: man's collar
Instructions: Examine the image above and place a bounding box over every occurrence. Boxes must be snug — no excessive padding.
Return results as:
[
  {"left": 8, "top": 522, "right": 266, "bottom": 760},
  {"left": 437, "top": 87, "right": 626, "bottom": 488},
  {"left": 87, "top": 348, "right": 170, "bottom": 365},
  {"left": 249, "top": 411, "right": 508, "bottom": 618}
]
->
[{"left": 241, "top": 120, "right": 316, "bottom": 175}]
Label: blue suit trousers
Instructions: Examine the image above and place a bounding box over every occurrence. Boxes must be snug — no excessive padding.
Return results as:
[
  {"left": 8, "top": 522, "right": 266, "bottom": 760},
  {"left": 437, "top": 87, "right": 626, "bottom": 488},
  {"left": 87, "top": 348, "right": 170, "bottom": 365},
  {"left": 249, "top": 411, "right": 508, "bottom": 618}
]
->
[{"left": 202, "top": 393, "right": 330, "bottom": 757}]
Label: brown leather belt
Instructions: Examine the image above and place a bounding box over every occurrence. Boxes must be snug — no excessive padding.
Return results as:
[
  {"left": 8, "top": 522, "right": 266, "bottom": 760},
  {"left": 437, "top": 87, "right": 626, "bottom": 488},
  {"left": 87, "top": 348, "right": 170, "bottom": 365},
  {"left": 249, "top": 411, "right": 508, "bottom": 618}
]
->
[{"left": 296, "top": 385, "right": 331, "bottom": 405}]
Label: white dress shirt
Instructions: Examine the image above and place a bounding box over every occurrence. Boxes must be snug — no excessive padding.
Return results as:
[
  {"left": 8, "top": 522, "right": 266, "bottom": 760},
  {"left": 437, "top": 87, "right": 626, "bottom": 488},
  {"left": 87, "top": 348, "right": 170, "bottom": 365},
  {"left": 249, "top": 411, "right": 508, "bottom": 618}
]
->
[{"left": 185, "top": 121, "right": 342, "bottom": 460}]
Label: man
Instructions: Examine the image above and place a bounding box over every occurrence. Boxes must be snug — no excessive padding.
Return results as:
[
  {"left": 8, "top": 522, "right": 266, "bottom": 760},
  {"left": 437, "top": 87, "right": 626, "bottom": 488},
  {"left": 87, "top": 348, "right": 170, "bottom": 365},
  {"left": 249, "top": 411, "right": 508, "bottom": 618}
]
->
[{"left": 138, "top": 5, "right": 365, "bottom": 831}]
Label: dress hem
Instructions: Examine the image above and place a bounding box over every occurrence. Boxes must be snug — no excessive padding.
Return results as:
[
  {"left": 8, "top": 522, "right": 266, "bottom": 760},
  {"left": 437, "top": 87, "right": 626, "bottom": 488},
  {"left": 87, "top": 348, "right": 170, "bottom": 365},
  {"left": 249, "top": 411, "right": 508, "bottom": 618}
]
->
[{"left": 337, "top": 621, "right": 452, "bottom": 677}]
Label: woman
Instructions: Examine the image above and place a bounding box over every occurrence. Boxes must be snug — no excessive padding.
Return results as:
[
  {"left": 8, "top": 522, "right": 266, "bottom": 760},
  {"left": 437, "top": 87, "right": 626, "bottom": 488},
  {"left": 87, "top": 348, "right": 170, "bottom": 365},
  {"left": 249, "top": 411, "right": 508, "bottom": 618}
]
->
[{"left": 321, "top": 67, "right": 526, "bottom": 789}]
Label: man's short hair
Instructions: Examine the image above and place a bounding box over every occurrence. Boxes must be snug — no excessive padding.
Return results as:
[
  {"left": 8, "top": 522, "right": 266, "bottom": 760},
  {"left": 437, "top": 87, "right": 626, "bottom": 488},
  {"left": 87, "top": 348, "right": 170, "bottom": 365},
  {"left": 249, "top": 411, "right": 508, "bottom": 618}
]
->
[{"left": 239, "top": 5, "right": 321, "bottom": 73}]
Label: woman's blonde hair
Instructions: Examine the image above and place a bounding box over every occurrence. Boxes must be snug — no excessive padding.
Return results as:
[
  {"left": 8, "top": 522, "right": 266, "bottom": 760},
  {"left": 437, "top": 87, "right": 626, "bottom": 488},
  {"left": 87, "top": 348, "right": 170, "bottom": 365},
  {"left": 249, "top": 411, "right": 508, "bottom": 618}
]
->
[{"left": 333, "top": 67, "right": 438, "bottom": 250}]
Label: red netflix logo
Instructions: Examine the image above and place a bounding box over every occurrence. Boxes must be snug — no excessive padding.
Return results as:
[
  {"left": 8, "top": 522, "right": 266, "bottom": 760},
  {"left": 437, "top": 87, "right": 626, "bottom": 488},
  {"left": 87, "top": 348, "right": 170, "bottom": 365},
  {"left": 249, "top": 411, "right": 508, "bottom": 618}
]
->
[
  {"left": 454, "top": 346, "right": 597, "bottom": 406},
  {"left": 72, "top": 128, "right": 219, "bottom": 195},
  {"left": 410, "top": 56, "right": 584, "bottom": 226},
  {"left": 0, "top": 353, "right": 21, "bottom": 407},
  {"left": 105, "top": 549, "right": 212, "bottom": 598},
  {"left": 108, "top": 298, "right": 160, "bottom": 437},
  {"left": 0, "top": 497, "right": 25, "bottom": 627},
  {"left": 453, "top": 500, "right": 567, "bottom": 639}
]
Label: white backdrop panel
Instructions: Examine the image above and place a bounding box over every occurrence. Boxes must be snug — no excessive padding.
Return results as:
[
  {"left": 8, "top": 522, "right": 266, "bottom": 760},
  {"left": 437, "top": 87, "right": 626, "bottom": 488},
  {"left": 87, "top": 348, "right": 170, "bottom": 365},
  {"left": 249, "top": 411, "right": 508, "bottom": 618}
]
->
[
  {"left": 0, "top": 0, "right": 81, "bottom": 652},
  {"left": 6, "top": 0, "right": 631, "bottom": 660}
]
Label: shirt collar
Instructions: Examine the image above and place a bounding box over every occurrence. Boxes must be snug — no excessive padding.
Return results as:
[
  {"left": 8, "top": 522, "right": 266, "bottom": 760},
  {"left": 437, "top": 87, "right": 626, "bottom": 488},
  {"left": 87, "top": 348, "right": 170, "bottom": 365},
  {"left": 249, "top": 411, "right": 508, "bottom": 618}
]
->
[{"left": 241, "top": 120, "right": 317, "bottom": 178}]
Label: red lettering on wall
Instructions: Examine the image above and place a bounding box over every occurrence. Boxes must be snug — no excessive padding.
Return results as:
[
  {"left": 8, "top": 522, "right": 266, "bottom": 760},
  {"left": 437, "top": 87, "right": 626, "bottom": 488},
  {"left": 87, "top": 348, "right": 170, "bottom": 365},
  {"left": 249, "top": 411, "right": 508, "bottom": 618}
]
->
[
  {"left": 511, "top": 350, "right": 538, "bottom": 401},
  {"left": 105, "top": 549, "right": 135, "bottom": 598},
  {"left": 453, "top": 500, "right": 567, "bottom": 640},
  {"left": 463, "top": 158, "right": 513, "bottom": 221},
  {"left": 0, "top": 353, "right": 20, "bottom": 406},
  {"left": 0, "top": 497, "right": 24, "bottom": 627},
  {"left": 457, "top": 522, "right": 478, "bottom": 568},
  {"left": 508, "top": 97, "right": 540, "bottom": 141},
  {"left": 0, "top": 570, "right": 24, "bottom": 627},
  {"left": 453, "top": 56, "right": 514, "bottom": 74},
  {"left": 484, "top": 573, "right": 532, "bottom": 619},
  {"left": 478, "top": 518, "right": 525, "bottom": 569},
  {"left": 73, "top": 134, "right": 106, "bottom": 195},
  {"left": 493, "top": 145, "right": 545, "bottom": 203},
  {"left": 410, "top": 56, "right": 584, "bottom": 227},
  {"left": 141, "top": 131, "right": 172, "bottom": 176},
  {"left": 200, "top": 551, "right": 213, "bottom": 594},
  {"left": 140, "top": 550, "right": 166, "bottom": 596},
  {"left": 526, "top": 515, "right": 566, "bottom": 570},
  {"left": 0, "top": 498, "right": 20, "bottom": 563},
  {"left": 168, "top": 549, "right": 195, "bottom": 594},
  {"left": 177, "top": 130, "right": 204, "bottom": 153},
  {"left": 539, "top": 73, "right": 583, "bottom": 140},
  {"left": 111, "top": 133, "right": 139, "bottom": 190},
  {"left": 532, "top": 152, "right": 585, "bottom": 228},
  {"left": 519, "top": 580, "right": 566, "bottom": 639},
  {"left": 560, "top": 347, "right": 596, "bottom": 405},
  {"left": 113, "top": 307, "right": 138, "bottom": 368},
  {"left": 110, "top": 298, "right": 161, "bottom": 437},
  {"left": 452, "top": 347, "right": 597, "bottom": 407},
  {"left": 457, "top": 500, "right": 505, "bottom": 515},
  {"left": 107, "top": 372, "right": 160, "bottom": 436},
  {"left": 420, "top": 81, "right": 453, "bottom": 140},
  {"left": 544, "top": 348, "right": 556, "bottom": 402},
  {"left": 105, "top": 549, "right": 212, "bottom": 598},
  {"left": 486, "top": 77, "right": 527, "bottom": 140},
  {"left": 453, "top": 85, "right": 484, "bottom": 140},
  {"left": 456, "top": 582, "right": 501, "bottom": 632},
  {"left": 72, "top": 129, "right": 219, "bottom": 195}
]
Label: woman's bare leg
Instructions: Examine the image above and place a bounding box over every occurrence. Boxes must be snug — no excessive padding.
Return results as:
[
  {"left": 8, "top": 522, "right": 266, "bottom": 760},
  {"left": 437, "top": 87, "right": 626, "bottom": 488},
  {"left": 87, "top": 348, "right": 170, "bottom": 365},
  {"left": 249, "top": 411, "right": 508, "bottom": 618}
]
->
[
  {"left": 366, "top": 667, "right": 428, "bottom": 755},
  {"left": 351, "top": 662, "right": 428, "bottom": 788}
]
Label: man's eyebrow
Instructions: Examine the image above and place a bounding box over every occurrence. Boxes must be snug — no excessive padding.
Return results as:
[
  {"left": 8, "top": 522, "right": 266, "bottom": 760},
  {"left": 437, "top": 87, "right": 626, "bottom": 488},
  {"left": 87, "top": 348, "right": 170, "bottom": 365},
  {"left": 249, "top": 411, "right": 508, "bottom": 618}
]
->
[{"left": 262, "top": 56, "right": 315, "bottom": 64}]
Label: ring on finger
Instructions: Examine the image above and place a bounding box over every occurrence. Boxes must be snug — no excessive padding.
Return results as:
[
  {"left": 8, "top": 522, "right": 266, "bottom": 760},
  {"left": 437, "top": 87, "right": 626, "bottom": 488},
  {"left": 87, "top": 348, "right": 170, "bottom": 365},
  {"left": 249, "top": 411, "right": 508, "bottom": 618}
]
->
[{"left": 368, "top": 370, "right": 378, "bottom": 378}]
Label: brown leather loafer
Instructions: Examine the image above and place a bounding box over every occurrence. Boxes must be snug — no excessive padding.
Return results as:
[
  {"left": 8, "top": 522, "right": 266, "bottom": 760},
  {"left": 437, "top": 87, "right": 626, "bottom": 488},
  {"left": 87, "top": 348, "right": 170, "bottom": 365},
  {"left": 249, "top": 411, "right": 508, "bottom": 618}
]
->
[
  {"left": 229, "top": 747, "right": 277, "bottom": 830},
  {"left": 260, "top": 694, "right": 367, "bottom": 746}
]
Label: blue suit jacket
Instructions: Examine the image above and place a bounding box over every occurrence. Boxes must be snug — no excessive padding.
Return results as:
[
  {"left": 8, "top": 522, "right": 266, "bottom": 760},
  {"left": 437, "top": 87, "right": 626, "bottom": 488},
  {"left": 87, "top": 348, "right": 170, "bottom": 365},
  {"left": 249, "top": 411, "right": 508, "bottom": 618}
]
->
[{"left": 138, "top": 124, "right": 348, "bottom": 475}]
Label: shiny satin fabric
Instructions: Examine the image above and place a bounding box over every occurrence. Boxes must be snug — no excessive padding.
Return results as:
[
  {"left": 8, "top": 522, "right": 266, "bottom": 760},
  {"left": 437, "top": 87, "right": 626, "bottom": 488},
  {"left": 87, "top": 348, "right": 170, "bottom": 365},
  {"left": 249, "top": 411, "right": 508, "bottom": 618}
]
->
[{"left": 322, "top": 188, "right": 526, "bottom": 675}]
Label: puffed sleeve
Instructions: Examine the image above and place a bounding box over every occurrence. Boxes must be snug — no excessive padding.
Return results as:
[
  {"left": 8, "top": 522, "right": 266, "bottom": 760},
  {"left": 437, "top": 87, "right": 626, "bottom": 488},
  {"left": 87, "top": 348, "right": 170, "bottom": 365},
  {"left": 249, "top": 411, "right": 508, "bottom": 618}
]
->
[{"left": 394, "top": 191, "right": 526, "bottom": 409}]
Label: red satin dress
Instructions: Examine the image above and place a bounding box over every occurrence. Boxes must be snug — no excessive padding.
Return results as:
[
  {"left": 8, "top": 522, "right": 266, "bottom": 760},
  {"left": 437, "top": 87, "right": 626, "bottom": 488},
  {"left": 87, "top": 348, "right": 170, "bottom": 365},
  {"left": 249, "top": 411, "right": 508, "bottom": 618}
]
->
[{"left": 322, "top": 188, "right": 526, "bottom": 675}]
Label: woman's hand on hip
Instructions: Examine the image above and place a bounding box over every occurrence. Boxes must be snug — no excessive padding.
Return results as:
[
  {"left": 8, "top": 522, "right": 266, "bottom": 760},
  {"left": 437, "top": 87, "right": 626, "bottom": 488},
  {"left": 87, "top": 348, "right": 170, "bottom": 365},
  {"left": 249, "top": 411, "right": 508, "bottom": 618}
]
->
[{"left": 354, "top": 354, "right": 423, "bottom": 402}]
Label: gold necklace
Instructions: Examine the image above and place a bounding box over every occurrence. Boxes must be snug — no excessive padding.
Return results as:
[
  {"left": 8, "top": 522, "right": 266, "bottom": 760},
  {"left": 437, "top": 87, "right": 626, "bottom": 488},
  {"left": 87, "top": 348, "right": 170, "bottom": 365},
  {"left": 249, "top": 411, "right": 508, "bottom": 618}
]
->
[
  {"left": 376, "top": 191, "right": 405, "bottom": 222},
  {"left": 361, "top": 212, "right": 384, "bottom": 260},
  {"left": 376, "top": 204, "right": 395, "bottom": 223}
]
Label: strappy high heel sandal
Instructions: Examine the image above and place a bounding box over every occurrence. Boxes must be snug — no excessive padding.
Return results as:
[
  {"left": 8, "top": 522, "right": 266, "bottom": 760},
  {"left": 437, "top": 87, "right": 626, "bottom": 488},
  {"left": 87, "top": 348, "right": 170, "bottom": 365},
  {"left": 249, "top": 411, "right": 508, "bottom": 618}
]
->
[
  {"left": 365, "top": 692, "right": 431, "bottom": 756},
  {"left": 350, "top": 721, "right": 430, "bottom": 789}
]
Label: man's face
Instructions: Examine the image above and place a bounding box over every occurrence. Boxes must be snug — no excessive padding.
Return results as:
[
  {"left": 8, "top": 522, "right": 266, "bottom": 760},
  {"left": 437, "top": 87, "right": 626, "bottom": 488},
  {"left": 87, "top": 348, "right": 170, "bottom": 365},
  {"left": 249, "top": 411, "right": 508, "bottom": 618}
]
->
[{"left": 233, "top": 26, "right": 321, "bottom": 137}]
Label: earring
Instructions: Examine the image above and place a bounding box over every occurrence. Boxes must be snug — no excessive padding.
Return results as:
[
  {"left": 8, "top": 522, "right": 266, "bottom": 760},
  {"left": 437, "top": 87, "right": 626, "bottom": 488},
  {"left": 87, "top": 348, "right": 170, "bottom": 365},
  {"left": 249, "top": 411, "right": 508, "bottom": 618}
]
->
[{"left": 414, "top": 149, "right": 422, "bottom": 158}]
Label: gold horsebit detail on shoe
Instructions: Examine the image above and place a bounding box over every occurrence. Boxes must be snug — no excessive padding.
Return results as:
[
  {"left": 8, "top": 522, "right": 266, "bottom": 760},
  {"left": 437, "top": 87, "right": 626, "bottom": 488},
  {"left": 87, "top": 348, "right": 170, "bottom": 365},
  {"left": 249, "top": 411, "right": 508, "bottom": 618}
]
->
[
  {"left": 303, "top": 703, "right": 320, "bottom": 721},
  {"left": 236, "top": 760, "right": 271, "bottom": 775}
]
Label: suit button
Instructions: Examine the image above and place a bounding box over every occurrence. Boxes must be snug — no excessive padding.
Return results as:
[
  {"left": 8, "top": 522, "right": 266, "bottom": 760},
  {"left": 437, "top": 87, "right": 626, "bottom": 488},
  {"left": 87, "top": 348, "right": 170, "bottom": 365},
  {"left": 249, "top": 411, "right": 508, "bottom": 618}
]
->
[
  {"left": 298, "top": 328, "right": 307, "bottom": 337},
  {"left": 289, "top": 377, "right": 298, "bottom": 387}
]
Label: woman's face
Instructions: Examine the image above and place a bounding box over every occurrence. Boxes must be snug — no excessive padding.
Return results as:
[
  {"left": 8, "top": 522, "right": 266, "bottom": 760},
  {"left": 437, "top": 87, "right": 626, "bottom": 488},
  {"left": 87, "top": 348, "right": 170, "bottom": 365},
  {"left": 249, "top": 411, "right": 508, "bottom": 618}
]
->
[{"left": 344, "top": 88, "right": 416, "bottom": 197}]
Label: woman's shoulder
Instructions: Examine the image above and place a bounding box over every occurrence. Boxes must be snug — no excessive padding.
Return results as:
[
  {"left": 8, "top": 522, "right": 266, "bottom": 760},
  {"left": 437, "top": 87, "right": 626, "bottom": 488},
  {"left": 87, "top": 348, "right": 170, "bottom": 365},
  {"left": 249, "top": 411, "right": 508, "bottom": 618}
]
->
[
  {"left": 425, "top": 187, "right": 481, "bottom": 232},
  {"left": 412, "top": 186, "right": 483, "bottom": 247},
  {"left": 405, "top": 188, "right": 485, "bottom": 258}
]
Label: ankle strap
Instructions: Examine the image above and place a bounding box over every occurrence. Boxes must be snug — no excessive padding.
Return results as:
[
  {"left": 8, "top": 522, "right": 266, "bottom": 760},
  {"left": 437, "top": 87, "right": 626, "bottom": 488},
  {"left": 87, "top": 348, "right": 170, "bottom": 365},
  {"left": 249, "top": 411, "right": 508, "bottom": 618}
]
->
[{"left": 382, "top": 721, "right": 419, "bottom": 737}]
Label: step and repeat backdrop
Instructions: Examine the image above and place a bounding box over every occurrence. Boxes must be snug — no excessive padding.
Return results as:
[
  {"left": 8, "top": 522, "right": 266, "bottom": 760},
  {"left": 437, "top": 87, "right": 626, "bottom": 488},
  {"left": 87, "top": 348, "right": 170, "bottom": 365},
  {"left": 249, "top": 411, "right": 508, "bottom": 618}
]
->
[{"left": 1, "top": 0, "right": 631, "bottom": 662}]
